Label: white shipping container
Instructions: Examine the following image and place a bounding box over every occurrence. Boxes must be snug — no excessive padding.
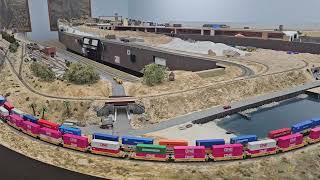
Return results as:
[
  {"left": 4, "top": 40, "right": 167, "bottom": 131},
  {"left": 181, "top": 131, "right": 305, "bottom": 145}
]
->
[
  {"left": 11, "top": 108, "right": 25, "bottom": 117},
  {"left": 248, "top": 139, "right": 276, "bottom": 151},
  {"left": 0, "top": 107, "right": 9, "bottom": 116},
  {"left": 91, "top": 139, "right": 120, "bottom": 151}
]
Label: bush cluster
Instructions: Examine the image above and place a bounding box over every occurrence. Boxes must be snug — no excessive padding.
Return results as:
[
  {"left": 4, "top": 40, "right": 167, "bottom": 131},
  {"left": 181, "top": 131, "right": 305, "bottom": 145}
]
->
[
  {"left": 1, "top": 31, "right": 16, "bottom": 43},
  {"left": 9, "top": 41, "right": 19, "bottom": 53},
  {"left": 142, "top": 64, "right": 168, "bottom": 86},
  {"left": 64, "top": 62, "right": 100, "bottom": 84},
  {"left": 30, "top": 62, "right": 56, "bottom": 81}
]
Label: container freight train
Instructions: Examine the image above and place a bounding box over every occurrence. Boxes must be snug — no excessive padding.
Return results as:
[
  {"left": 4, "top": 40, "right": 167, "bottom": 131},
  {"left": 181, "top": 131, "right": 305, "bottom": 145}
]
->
[{"left": 1, "top": 96, "right": 320, "bottom": 163}]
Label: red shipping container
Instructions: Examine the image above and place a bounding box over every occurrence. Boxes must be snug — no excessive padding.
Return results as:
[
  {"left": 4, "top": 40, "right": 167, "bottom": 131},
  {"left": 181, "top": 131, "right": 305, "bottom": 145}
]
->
[
  {"left": 247, "top": 148, "right": 276, "bottom": 155},
  {"left": 38, "top": 119, "right": 60, "bottom": 130},
  {"left": 212, "top": 144, "right": 243, "bottom": 158},
  {"left": 63, "top": 134, "right": 89, "bottom": 151},
  {"left": 277, "top": 133, "right": 303, "bottom": 149},
  {"left": 4, "top": 102, "right": 14, "bottom": 111},
  {"left": 91, "top": 147, "right": 120, "bottom": 154},
  {"left": 22, "top": 121, "right": 40, "bottom": 137},
  {"left": 268, "top": 128, "right": 291, "bottom": 139},
  {"left": 174, "top": 146, "right": 206, "bottom": 159},
  {"left": 8, "top": 114, "right": 24, "bottom": 128},
  {"left": 309, "top": 127, "right": 320, "bottom": 140}
]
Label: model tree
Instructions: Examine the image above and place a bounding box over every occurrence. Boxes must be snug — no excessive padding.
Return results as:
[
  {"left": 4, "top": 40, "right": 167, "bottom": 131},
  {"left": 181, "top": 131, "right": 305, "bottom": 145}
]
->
[
  {"left": 142, "top": 64, "right": 168, "bottom": 86},
  {"left": 64, "top": 62, "right": 100, "bottom": 84},
  {"left": 28, "top": 102, "right": 37, "bottom": 116}
]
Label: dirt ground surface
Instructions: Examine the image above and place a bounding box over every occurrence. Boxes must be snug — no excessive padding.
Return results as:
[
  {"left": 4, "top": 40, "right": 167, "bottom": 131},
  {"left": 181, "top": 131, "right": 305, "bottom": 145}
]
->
[
  {"left": 131, "top": 70, "right": 313, "bottom": 129},
  {"left": 0, "top": 61, "right": 100, "bottom": 124},
  {"left": 78, "top": 25, "right": 173, "bottom": 46},
  {"left": 302, "top": 31, "right": 320, "bottom": 37},
  {"left": 22, "top": 61, "right": 111, "bottom": 98},
  {"left": 1, "top": 122, "right": 320, "bottom": 180}
]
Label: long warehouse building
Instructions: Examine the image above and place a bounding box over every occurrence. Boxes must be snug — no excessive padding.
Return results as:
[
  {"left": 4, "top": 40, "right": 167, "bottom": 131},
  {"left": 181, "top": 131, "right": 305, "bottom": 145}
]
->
[{"left": 58, "top": 31, "right": 218, "bottom": 76}]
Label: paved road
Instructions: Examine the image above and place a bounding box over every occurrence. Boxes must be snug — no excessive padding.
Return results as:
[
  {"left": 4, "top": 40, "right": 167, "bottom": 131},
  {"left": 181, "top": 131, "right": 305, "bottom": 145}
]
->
[{"left": 0, "top": 144, "right": 104, "bottom": 180}]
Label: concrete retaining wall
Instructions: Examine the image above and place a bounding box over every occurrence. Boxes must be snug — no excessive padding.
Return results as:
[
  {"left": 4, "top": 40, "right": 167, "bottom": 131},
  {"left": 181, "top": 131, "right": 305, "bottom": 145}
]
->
[{"left": 176, "top": 34, "right": 320, "bottom": 54}]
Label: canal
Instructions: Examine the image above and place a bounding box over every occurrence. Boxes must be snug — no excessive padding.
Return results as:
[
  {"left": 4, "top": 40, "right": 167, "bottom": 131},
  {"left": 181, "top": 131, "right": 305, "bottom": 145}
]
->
[{"left": 217, "top": 94, "right": 320, "bottom": 138}]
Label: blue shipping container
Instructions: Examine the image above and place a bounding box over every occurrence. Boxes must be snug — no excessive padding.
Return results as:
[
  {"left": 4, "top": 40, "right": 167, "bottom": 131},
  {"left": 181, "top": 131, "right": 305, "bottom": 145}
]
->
[
  {"left": 311, "top": 118, "right": 320, "bottom": 127},
  {"left": 23, "top": 114, "right": 38, "bottom": 124},
  {"left": 59, "top": 125, "right": 81, "bottom": 136},
  {"left": 121, "top": 136, "right": 154, "bottom": 145},
  {"left": 292, "top": 120, "right": 314, "bottom": 133},
  {"left": 93, "top": 133, "right": 119, "bottom": 142},
  {"left": 230, "top": 135, "right": 257, "bottom": 144},
  {"left": 196, "top": 139, "right": 225, "bottom": 148}
]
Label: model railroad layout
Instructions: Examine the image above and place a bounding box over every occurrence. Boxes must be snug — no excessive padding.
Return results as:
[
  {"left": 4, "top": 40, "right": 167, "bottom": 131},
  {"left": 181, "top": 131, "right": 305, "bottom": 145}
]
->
[{"left": 1, "top": 96, "right": 320, "bottom": 162}]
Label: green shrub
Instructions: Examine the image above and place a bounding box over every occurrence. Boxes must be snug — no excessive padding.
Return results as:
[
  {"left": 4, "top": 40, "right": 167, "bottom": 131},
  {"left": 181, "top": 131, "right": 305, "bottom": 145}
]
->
[
  {"left": 9, "top": 41, "right": 19, "bottom": 53},
  {"left": 142, "top": 64, "right": 168, "bottom": 86},
  {"left": 64, "top": 62, "right": 100, "bottom": 84},
  {"left": 30, "top": 62, "right": 56, "bottom": 81}
]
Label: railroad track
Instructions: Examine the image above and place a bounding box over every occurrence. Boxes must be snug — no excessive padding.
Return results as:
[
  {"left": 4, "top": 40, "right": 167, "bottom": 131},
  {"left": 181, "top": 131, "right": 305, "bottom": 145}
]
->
[{"left": 39, "top": 41, "right": 139, "bottom": 83}]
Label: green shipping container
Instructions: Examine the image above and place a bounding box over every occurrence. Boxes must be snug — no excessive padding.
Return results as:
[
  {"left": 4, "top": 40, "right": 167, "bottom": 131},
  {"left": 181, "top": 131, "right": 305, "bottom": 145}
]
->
[{"left": 136, "top": 144, "right": 166, "bottom": 154}]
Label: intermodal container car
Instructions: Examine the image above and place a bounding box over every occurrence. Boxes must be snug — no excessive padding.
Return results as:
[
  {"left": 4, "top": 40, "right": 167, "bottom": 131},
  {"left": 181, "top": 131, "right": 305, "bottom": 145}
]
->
[
  {"left": 0, "top": 96, "right": 5, "bottom": 105},
  {"left": 4, "top": 102, "right": 14, "bottom": 112},
  {"left": 212, "top": 144, "right": 244, "bottom": 161},
  {"left": 11, "top": 108, "right": 25, "bottom": 118},
  {"left": 23, "top": 114, "right": 38, "bottom": 124},
  {"left": 268, "top": 128, "right": 291, "bottom": 139},
  {"left": 311, "top": 118, "right": 320, "bottom": 127},
  {"left": 92, "top": 133, "right": 119, "bottom": 142},
  {"left": 230, "top": 135, "right": 257, "bottom": 145},
  {"left": 38, "top": 119, "right": 60, "bottom": 130},
  {"left": 196, "top": 139, "right": 225, "bottom": 154},
  {"left": 291, "top": 120, "right": 314, "bottom": 134},
  {"left": 121, "top": 136, "right": 154, "bottom": 151},
  {"left": 247, "top": 139, "right": 277, "bottom": 157},
  {"left": 91, "top": 139, "right": 122, "bottom": 157},
  {"left": 62, "top": 134, "right": 89, "bottom": 152},
  {"left": 134, "top": 144, "right": 167, "bottom": 161},
  {"left": 39, "top": 127, "right": 62, "bottom": 145},
  {"left": 308, "top": 127, "right": 320, "bottom": 143},
  {"left": 0, "top": 106, "right": 9, "bottom": 120},
  {"left": 21, "top": 121, "right": 40, "bottom": 138},
  {"left": 277, "top": 133, "right": 305, "bottom": 152},
  {"left": 7, "top": 114, "right": 24, "bottom": 129},
  {"left": 173, "top": 146, "right": 206, "bottom": 162},
  {"left": 59, "top": 125, "right": 81, "bottom": 136}
]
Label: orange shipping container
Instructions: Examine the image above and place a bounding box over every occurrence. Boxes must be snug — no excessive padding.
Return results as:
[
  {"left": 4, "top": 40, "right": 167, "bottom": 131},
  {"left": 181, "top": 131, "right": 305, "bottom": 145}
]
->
[{"left": 158, "top": 139, "right": 188, "bottom": 147}]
